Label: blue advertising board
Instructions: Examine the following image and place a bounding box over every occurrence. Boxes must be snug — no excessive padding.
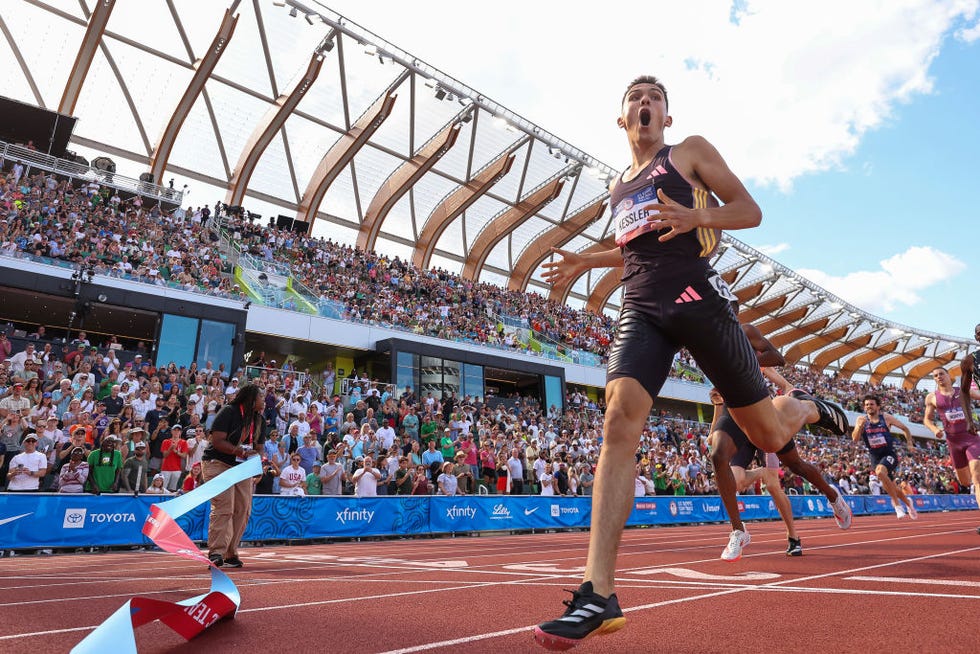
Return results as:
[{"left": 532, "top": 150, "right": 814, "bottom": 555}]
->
[{"left": 0, "top": 492, "right": 975, "bottom": 549}]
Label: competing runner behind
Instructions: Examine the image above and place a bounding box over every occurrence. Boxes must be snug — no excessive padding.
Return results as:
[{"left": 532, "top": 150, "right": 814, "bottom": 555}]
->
[{"left": 923, "top": 365, "right": 980, "bottom": 534}]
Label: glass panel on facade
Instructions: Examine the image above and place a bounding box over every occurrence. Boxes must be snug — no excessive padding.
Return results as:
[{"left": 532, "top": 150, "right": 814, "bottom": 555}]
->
[
  {"left": 395, "top": 351, "right": 417, "bottom": 396},
  {"left": 197, "top": 319, "right": 235, "bottom": 372},
  {"left": 156, "top": 314, "right": 198, "bottom": 369},
  {"left": 544, "top": 375, "right": 563, "bottom": 414},
  {"left": 462, "top": 363, "right": 483, "bottom": 403}
]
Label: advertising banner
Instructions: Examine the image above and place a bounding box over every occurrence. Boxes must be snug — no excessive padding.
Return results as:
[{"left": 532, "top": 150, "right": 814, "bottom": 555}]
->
[
  {"left": 2, "top": 492, "right": 976, "bottom": 549},
  {"left": 0, "top": 493, "right": 206, "bottom": 549}
]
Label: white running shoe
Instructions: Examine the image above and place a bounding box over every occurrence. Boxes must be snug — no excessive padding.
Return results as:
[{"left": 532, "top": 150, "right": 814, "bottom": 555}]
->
[
  {"left": 893, "top": 503, "right": 907, "bottom": 519},
  {"left": 906, "top": 500, "right": 918, "bottom": 520},
  {"left": 830, "top": 486, "right": 852, "bottom": 530},
  {"left": 721, "top": 529, "right": 751, "bottom": 562}
]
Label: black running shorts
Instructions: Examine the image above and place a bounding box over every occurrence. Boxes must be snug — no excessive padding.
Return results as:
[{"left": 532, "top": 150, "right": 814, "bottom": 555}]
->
[
  {"left": 607, "top": 267, "right": 770, "bottom": 408},
  {"left": 717, "top": 414, "right": 758, "bottom": 469},
  {"left": 870, "top": 450, "right": 898, "bottom": 478}
]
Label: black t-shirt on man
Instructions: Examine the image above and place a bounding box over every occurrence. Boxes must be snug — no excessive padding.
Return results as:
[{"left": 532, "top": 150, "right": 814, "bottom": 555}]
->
[{"left": 202, "top": 404, "right": 265, "bottom": 466}]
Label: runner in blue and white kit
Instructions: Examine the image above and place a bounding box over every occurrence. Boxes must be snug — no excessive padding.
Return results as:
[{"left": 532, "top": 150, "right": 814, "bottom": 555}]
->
[{"left": 853, "top": 395, "right": 916, "bottom": 519}]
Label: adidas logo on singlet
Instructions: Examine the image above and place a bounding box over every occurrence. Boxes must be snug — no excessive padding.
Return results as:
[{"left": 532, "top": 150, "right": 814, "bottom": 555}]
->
[{"left": 674, "top": 286, "right": 702, "bottom": 304}]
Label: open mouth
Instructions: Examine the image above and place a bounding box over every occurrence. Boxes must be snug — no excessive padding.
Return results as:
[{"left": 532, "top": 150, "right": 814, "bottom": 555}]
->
[{"left": 639, "top": 108, "right": 651, "bottom": 127}]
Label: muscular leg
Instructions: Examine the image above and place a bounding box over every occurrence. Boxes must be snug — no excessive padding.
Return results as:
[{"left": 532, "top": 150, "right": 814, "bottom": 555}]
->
[
  {"left": 727, "top": 398, "right": 793, "bottom": 453},
  {"left": 761, "top": 467, "right": 798, "bottom": 540},
  {"left": 709, "top": 431, "right": 744, "bottom": 532},
  {"left": 777, "top": 448, "right": 841, "bottom": 503},
  {"left": 876, "top": 465, "right": 909, "bottom": 507},
  {"left": 962, "top": 460, "right": 980, "bottom": 512},
  {"left": 583, "top": 378, "right": 652, "bottom": 598}
]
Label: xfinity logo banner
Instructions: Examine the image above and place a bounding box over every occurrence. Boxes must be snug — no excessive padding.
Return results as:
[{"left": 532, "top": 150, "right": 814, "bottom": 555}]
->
[
  {"left": 445, "top": 505, "right": 477, "bottom": 521},
  {"left": 335, "top": 508, "right": 374, "bottom": 525}
]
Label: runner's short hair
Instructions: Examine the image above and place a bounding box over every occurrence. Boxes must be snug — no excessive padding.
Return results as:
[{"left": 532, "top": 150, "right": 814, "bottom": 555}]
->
[{"left": 623, "top": 75, "right": 668, "bottom": 112}]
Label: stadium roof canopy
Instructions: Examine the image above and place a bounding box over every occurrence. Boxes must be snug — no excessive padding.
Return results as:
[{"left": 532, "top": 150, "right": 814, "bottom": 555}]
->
[{"left": 2, "top": 0, "right": 974, "bottom": 388}]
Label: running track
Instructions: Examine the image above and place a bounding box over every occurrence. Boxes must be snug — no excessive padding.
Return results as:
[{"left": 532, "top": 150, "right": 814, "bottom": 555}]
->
[{"left": 1, "top": 513, "right": 978, "bottom": 653}]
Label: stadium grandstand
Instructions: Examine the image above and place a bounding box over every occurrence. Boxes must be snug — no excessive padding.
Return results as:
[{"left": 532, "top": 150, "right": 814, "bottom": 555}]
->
[{"left": 0, "top": 0, "right": 977, "bottom": 543}]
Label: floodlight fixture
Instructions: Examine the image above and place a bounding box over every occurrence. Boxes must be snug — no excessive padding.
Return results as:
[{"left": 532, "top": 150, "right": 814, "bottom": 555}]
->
[
  {"left": 289, "top": 6, "right": 297, "bottom": 17},
  {"left": 434, "top": 87, "right": 447, "bottom": 101},
  {"left": 304, "top": 13, "right": 315, "bottom": 25}
]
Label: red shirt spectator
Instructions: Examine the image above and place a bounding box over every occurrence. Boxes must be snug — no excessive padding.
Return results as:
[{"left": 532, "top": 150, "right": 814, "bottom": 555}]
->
[{"left": 161, "top": 426, "right": 188, "bottom": 472}]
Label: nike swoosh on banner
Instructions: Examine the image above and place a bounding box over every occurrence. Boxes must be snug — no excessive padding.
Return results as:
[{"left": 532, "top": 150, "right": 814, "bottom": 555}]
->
[
  {"left": 0, "top": 513, "right": 33, "bottom": 527},
  {"left": 524, "top": 508, "right": 538, "bottom": 515}
]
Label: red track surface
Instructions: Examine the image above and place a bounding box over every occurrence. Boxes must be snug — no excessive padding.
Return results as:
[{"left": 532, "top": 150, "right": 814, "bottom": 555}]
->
[{"left": 1, "top": 512, "right": 978, "bottom": 653}]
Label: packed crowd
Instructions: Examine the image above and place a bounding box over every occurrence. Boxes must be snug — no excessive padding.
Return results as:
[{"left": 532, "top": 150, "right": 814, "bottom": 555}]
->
[
  {"left": 0, "top": 323, "right": 966, "bottom": 501},
  {"left": 779, "top": 366, "right": 929, "bottom": 424},
  {"left": 0, "top": 168, "right": 241, "bottom": 298},
  {"left": 222, "top": 214, "right": 615, "bottom": 359}
]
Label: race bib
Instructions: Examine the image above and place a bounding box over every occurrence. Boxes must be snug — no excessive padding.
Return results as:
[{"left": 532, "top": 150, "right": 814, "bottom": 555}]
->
[
  {"left": 613, "top": 187, "right": 661, "bottom": 247},
  {"left": 708, "top": 273, "right": 737, "bottom": 301},
  {"left": 943, "top": 407, "right": 966, "bottom": 423},
  {"left": 867, "top": 434, "right": 887, "bottom": 448}
]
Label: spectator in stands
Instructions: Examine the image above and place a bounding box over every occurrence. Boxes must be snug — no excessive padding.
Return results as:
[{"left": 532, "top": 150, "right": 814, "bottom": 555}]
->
[
  {"left": 119, "top": 441, "right": 149, "bottom": 494},
  {"left": 507, "top": 448, "right": 525, "bottom": 495},
  {"left": 422, "top": 439, "right": 444, "bottom": 483},
  {"left": 278, "top": 453, "right": 306, "bottom": 496},
  {"left": 319, "top": 450, "right": 344, "bottom": 495},
  {"left": 160, "top": 424, "right": 188, "bottom": 491},
  {"left": 412, "top": 464, "right": 431, "bottom": 495},
  {"left": 5, "top": 433, "right": 47, "bottom": 491},
  {"left": 86, "top": 435, "right": 122, "bottom": 494},
  {"left": 145, "top": 474, "right": 171, "bottom": 495},
  {"left": 437, "top": 461, "right": 460, "bottom": 496},
  {"left": 58, "top": 446, "right": 90, "bottom": 493},
  {"left": 352, "top": 455, "right": 381, "bottom": 497}
]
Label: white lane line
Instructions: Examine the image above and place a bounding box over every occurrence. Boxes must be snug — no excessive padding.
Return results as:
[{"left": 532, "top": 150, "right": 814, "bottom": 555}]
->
[
  {"left": 845, "top": 575, "right": 980, "bottom": 588},
  {"left": 376, "top": 545, "right": 980, "bottom": 653}
]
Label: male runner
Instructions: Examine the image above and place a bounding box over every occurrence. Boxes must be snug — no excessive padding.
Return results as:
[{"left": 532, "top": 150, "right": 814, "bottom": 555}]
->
[
  {"left": 852, "top": 395, "right": 916, "bottom": 519},
  {"left": 534, "top": 75, "right": 847, "bottom": 650},
  {"left": 923, "top": 365, "right": 980, "bottom": 534},
  {"left": 709, "top": 365, "right": 852, "bottom": 561},
  {"left": 960, "top": 323, "right": 980, "bottom": 433}
]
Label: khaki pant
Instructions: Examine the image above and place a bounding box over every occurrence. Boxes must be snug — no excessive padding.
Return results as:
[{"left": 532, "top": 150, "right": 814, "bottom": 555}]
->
[{"left": 202, "top": 460, "right": 254, "bottom": 559}]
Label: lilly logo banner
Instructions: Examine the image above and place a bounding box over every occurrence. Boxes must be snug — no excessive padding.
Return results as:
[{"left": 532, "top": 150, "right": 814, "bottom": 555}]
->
[{"left": 71, "top": 456, "right": 262, "bottom": 653}]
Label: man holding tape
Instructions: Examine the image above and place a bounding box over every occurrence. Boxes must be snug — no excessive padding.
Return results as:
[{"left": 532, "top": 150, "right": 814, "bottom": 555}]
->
[{"left": 201, "top": 382, "right": 266, "bottom": 568}]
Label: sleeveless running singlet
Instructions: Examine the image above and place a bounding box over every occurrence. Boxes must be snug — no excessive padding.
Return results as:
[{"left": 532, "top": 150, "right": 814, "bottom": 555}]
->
[
  {"left": 860, "top": 414, "right": 896, "bottom": 453},
  {"left": 935, "top": 387, "right": 970, "bottom": 439},
  {"left": 610, "top": 145, "right": 720, "bottom": 284}
]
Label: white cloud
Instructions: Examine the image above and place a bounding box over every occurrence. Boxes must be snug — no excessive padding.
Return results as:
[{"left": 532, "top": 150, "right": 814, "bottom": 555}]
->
[
  {"left": 796, "top": 246, "right": 966, "bottom": 313},
  {"left": 326, "top": 0, "right": 979, "bottom": 190},
  {"left": 756, "top": 242, "right": 790, "bottom": 256},
  {"left": 957, "top": 19, "right": 980, "bottom": 41}
]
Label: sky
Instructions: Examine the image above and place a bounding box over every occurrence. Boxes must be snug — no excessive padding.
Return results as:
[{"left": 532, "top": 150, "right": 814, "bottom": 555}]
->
[{"left": 320, "top": 0, "right": 980, "bottom": 340}]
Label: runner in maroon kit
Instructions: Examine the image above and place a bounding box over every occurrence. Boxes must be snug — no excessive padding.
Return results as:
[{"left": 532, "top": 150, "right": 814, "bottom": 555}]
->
[{"left": 923, "top": 365, "right": 980, "bottom": 533}]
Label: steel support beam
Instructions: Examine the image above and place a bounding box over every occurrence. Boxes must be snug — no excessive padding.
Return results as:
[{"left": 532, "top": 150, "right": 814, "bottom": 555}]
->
[
  {"left": 784, "top": 327, "right": 850, "bottom": 366},
  {"left": 807, "top": 334, "right": 873, "bottom": 372},
  {"left": 838, "top": 340, "right": 900, "bottom": 380},
  {"left": 357, "top": 118, "right": 464, "bottom": 252},
  {"left": 869, "top": 346, "right": 927, "bottom": 386},
  {"left": 507, "top": 199, "right": 607, "bottom": 292},
  {"left": 755, "top": 306, "right": 808, "bottom": 336},
  {"left": 412, "top": 145, "right": 518, "bottom": 270},
  {"left": 738, "top": 296, "right": 788, "bottom": 324},
  {"left": 58, "top": 0, "right": 115, "bottom": 115},
  {"left": 769, "top": 317, "right": 831, "bottom": 349},
  {"left": 298, "top": 72, "right": 407, "bottom": 234},
  {"left": 225, "top": 52, "right": 324, "bottom": 208},
  {"left": 460, "top": 177, "right": 565, "bottom": 280},
  {"left": 148, "top": 8, "right": 237, "bottom": 185},
  {"left": 584, "top": 269, "right": 622, "bottom": 314},
  {"left": 902, "top": 351, "right": 959, "bottom": 389}
]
